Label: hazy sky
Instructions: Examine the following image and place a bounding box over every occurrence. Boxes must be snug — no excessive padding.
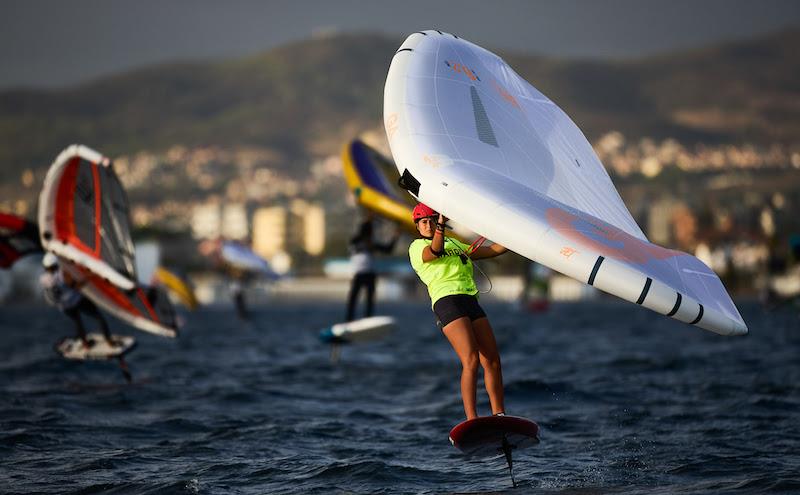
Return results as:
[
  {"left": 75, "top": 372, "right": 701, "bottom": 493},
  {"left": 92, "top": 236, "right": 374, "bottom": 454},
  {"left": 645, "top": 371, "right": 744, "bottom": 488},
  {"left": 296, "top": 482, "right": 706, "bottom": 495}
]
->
[{"left": 1, "top": 0, "right": 799, "bottom": 90}]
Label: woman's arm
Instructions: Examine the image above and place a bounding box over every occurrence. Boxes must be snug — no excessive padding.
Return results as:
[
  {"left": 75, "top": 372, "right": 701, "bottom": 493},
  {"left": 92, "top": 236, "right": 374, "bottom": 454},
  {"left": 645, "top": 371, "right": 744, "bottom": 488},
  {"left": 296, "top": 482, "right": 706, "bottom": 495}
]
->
[
  {"left": 469, "top": 243, "right": 508, "bottom": 260},
  {"left": 421, "top": 214, "right": 448, "bottom": 262}
]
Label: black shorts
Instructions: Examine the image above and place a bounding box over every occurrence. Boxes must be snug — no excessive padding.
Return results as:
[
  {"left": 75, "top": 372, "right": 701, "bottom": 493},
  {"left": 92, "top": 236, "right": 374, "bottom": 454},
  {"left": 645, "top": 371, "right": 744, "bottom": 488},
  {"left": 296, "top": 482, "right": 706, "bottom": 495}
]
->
[{"left": 433, "top": 294, "right": 486, "bottom": 329}]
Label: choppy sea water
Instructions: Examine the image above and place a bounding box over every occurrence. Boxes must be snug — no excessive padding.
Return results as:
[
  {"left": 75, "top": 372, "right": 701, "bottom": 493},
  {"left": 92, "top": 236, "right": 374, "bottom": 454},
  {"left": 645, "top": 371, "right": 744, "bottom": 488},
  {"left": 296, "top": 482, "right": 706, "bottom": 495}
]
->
[{"left": 1, "top": 299, "right": 798, "bottom": 494}]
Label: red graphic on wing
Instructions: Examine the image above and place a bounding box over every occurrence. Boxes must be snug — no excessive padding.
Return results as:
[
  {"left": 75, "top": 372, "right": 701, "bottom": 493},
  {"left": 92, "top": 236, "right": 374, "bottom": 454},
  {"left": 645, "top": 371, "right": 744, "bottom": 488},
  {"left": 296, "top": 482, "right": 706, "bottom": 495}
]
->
[{"left": 546, "top": 207, "right": 679, "bottom": 264}]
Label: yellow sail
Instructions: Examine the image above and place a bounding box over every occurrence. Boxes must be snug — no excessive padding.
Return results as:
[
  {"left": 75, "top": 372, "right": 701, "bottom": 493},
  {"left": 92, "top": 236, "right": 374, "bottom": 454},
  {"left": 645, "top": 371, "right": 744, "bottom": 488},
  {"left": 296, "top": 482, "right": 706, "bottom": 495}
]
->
[
  {"left": 341, "top": 139, "right": 417, "bottom": 233},
  {"left": 153, "top": 267, "right": 199, "bottom": 310}
]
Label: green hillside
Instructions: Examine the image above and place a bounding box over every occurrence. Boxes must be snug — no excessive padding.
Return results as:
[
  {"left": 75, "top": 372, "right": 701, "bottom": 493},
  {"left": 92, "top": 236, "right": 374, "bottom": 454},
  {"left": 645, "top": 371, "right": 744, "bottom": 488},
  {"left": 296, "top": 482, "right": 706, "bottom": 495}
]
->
[{"left": 1, "top": 29, "right": 798, "bottom": 182}]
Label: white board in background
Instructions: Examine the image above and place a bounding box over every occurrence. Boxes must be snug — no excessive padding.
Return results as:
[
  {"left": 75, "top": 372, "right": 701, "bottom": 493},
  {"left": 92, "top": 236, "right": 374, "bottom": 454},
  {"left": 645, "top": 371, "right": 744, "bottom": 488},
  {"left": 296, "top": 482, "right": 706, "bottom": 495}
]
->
[{"left": 319, "top": 316, "right": 396, "bottom": 344}]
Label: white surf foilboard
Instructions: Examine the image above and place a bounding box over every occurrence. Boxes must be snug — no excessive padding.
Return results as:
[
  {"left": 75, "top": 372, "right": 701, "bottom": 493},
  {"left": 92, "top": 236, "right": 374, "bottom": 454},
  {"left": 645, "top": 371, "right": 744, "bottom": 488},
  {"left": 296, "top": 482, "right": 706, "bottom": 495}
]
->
[
  {"left": 56, "top": 333, "right": 136, "bottom": 360},
  {"left": 319, "top": 316, "right": 396, "bottom": 344}
]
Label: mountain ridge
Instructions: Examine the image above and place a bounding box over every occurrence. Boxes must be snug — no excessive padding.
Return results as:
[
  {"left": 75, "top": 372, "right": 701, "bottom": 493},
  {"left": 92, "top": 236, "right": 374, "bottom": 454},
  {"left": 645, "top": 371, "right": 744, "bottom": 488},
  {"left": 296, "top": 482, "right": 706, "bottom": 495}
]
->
[{"left": 1, "top": 29, "right": 798, "bottom": 182}]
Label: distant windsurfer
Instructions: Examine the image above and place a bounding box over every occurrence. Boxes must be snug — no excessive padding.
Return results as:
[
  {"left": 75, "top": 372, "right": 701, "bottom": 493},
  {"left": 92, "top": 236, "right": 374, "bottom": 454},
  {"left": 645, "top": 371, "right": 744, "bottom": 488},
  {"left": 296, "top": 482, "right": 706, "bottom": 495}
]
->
[
  {"left": 229, "top": 270, "right": 250, "bottom": 321},
  {"left": 408, "top": 204, "right": 509, "bottom": 420},
  {"left": 345, "top": 213, "right": 400, "bottom": 322},
  {"left": 39, "top": 253, "right": 115, "bottom": 348}
]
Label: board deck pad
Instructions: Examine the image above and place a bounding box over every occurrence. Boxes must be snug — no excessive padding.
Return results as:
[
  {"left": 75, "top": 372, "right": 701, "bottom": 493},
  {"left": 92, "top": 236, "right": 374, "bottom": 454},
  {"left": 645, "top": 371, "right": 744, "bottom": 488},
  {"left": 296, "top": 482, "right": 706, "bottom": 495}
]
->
[
  {"left": 56, "top": 333, "right": 136, "bottom": 360},
  {"left": 449, "top": 415, "right": 539, "bottom": 457}
]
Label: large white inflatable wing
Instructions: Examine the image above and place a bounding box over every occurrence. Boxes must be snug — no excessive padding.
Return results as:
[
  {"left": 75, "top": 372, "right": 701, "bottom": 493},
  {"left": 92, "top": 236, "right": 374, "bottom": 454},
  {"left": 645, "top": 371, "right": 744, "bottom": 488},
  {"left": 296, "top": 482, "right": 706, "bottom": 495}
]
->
[{"left": 384, "top": 30, "right": 746, "bottom": 336}]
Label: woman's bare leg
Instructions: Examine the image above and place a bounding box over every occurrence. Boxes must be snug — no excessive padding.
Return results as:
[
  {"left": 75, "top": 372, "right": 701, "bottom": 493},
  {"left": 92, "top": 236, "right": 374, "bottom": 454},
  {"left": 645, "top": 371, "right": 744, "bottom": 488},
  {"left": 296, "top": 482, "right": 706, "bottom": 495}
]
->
[
  {"left": 473, "top": 317, "right": 505, "bottom": 415},
  {"left": 442, "top": 317, "right": 480, "bottom": 419}
]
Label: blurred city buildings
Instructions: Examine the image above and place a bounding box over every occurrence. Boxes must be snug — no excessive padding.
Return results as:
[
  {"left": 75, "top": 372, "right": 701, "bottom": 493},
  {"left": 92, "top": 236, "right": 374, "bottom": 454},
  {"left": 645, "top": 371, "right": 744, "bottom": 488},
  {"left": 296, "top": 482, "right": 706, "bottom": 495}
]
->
[{"left": 2, "top": 133, "right": 798, "bottom": 301}]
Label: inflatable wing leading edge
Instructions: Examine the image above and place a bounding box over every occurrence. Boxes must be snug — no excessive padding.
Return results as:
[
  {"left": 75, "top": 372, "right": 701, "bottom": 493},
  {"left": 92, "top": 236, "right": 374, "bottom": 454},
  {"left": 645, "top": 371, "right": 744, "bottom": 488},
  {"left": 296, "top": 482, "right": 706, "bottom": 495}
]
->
[
  {"left": 59, "top": 258, "right": 178, "bottom": 337},
  {"left": 384, "top": 31, "right": 747, "bottom": 336},
  {"left": 39, "top": 145, "right": 178, "bottom": 338}
]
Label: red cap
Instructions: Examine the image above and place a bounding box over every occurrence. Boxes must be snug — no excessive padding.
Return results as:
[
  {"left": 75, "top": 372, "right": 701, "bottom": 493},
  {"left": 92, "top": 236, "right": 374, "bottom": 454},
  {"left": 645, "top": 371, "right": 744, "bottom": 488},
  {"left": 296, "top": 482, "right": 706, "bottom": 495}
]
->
[{"left": 412, "top": 203, "right": 437, "bottom": 222}]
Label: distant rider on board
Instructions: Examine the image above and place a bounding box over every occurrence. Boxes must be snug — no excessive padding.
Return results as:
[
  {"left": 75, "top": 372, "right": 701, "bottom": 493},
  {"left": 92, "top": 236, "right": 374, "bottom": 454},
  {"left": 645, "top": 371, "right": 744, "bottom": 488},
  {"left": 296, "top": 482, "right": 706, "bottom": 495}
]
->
[
  {"left": 39, "top": 252, "right": 116, "bottom": 348},
  {"left": 345, "top": 212, "right": 400, "bottom": 322},
  {"left": 408, "top": 203, "right": 509, "bottom": 419}
]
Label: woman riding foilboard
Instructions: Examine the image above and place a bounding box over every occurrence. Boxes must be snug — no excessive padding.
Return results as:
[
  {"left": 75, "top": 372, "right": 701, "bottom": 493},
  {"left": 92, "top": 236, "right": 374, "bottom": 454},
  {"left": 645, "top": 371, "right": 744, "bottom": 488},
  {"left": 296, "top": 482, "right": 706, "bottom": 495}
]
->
[{"left": 408, "top": 203, "right": 510, "bottom": 419}]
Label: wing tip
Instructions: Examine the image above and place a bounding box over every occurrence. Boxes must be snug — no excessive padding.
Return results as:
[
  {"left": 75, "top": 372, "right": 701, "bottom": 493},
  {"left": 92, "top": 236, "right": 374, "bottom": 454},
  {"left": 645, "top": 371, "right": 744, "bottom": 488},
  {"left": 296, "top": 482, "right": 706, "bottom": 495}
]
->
[{"left": 731, "top": 320, "right": 748, "bottom": 336}]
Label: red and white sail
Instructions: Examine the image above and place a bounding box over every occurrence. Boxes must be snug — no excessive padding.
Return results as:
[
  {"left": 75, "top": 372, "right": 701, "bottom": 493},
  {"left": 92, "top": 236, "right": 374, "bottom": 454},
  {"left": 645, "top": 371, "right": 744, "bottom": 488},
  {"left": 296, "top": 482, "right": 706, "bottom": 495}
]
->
[{"left": 39, "top": 145, "right": 177, "bottom": 337}]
